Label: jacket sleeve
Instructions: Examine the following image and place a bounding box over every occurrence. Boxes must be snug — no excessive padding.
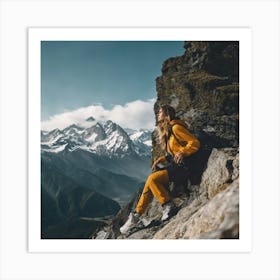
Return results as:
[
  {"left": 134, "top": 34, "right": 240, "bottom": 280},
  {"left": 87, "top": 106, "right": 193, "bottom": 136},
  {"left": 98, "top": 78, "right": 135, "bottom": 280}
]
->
[{"left": 172, "top": 124, "right": 200, "bottom": 156}]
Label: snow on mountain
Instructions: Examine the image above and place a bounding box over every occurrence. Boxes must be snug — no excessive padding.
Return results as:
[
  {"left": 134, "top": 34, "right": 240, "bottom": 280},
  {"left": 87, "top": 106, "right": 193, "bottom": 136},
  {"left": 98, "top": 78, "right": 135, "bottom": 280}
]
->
[
  {"left": 41, "top": 119, "right": 152, "bottom": 157},
  {"left": 41, "top": 129, "right": 64, "bottom": 145},
  {"left": 127, "top": 129, "right": 152, "bottom": 156},
  {"left": 129, "top": 129, "right": 152, "bottom": 147},
  {"left": 62, "top": 124, "right": 84, "bottom": 136},
  {"left": 83, "top": 123, "right": 106, "bottom": 143}
]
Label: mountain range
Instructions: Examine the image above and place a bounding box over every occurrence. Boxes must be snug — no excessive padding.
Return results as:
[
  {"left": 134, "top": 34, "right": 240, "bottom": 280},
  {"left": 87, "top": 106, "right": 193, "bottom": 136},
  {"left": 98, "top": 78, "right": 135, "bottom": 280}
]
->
[
  {"left": 41, "top": 117, "right": 152, "bottom": 157},
  {"left": 41, "top": 118, "right": 152, "bottom": 238}
]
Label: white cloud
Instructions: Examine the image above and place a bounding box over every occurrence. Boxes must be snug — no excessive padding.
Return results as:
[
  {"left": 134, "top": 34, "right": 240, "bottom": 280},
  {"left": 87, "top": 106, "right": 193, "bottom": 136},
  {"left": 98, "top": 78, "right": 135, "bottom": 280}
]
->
[{"left": 41, "top": 99, "right": 156, "bottom": 131}]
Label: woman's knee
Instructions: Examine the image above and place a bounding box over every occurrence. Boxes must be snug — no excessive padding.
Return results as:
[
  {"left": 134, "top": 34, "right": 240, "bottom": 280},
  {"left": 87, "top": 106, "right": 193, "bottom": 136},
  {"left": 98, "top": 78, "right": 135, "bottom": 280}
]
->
[{"left": 148, "top": 171, "right": 168, "bottom": 184}]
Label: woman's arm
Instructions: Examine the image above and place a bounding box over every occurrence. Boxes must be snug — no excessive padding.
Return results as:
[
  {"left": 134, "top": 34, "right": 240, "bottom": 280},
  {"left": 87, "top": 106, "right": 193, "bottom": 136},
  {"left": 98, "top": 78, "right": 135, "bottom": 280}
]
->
[{"left": 172, "top": 124, "right": 200, "bottom": 156}]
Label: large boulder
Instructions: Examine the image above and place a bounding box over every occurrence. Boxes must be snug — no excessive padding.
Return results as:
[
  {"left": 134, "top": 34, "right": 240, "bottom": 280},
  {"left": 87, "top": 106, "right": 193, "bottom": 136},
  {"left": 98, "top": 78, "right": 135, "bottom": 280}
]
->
[
  {"left": 200, "top": 148, "right": 239, "bottom": 199},
  {"left": 153, "top": 179, "right": 239, "bottom": 239}
]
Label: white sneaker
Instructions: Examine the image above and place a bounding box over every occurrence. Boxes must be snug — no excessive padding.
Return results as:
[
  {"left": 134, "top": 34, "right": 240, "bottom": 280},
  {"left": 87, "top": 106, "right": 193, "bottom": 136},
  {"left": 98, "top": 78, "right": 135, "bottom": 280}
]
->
[
  {"left": 120, "top": 212, "right": 140, "bottom": 235},
  {"left": 161, "top": 201, "right": 178, "bottom": 221}
]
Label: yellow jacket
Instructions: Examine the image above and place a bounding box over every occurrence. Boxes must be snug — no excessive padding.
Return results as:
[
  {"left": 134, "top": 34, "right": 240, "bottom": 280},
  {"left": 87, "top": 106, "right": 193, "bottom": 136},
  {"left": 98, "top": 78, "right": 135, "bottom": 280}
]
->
[{"left": 158, "top": 119, "right": 200, "bottom": 163}]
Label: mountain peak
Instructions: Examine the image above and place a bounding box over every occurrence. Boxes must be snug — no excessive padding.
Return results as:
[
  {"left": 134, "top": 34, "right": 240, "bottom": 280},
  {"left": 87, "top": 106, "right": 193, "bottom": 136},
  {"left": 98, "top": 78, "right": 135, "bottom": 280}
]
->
[
  {"left": 105, "top": 120, "right": 113, "bottom": 126},
  {"left": 86, "top": 116, "right": 96, "bottom": 122}
]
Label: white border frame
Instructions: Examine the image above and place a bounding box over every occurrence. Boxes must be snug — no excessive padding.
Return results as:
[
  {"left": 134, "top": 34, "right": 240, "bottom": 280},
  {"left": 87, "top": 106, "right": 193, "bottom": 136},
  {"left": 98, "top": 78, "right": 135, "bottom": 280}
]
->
[
  {"left": 1, "top": 1, "right": 280, "bottom": 279},
  {"left": 28, "top": 27, "right": 252, "bottom": 253}
]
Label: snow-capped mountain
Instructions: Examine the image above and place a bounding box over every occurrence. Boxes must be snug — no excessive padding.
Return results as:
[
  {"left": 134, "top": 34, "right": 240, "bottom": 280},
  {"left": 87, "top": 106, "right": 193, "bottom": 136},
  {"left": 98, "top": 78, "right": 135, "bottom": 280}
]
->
[
  {"left": 41, "top": 118, "right": 152, "bottom": 157},
  {"left": 127, "top": 129, "right": 152, "bottom": 156},
  {"left": 129, "top": 129, "right": 152, "bottom": 147}
]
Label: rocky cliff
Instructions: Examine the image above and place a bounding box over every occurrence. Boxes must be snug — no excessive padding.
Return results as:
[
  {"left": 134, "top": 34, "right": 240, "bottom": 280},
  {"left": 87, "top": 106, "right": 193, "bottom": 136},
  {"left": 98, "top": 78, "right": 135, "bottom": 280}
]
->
[{"left": 92, "top": 41, "right": 239, "bottom": 240}]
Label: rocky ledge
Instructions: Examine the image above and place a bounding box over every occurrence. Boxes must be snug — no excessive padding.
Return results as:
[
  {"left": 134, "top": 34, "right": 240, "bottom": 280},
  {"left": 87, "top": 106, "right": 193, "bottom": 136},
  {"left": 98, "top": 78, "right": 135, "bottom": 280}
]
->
[{"left": 91, "top": 147, "right": 239, "bottom": 239}]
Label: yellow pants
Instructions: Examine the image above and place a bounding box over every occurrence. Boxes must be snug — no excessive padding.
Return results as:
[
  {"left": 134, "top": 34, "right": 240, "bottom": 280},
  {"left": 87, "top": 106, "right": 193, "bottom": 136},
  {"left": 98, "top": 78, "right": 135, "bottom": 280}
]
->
[{"left": 135, "top": 170, "right": 171, "bottom": 215}]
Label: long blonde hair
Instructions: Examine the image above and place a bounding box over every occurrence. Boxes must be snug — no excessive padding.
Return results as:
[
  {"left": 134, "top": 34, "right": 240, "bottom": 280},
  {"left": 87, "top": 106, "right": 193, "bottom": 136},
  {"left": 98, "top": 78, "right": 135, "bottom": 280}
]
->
[{"left": 156, "top": 105, "right": 176, "bottom": 150}]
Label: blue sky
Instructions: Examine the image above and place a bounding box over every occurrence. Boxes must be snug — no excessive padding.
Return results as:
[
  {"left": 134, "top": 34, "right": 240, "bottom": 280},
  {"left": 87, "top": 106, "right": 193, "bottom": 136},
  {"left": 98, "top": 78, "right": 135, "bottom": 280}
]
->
[{"left": 41, "top": 41, "right": 184, "bottom": 130}]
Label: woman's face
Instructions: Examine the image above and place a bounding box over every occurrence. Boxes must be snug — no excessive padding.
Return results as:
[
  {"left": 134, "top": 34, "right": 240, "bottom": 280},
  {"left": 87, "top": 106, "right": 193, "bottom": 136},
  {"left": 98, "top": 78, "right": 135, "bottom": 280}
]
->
[{"left": 157, "top": 108, "right": 166, "bottom": 122}]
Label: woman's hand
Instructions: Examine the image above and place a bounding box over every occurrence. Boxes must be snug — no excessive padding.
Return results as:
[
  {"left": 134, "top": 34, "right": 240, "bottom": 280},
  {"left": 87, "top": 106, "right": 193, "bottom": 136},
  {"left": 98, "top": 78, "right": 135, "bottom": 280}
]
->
[
  {"left": 174, "top": 152, "right": 184, "bottom": 164},
  {"left": 151, "top": 159, "right": 159, "bottom": 171}
]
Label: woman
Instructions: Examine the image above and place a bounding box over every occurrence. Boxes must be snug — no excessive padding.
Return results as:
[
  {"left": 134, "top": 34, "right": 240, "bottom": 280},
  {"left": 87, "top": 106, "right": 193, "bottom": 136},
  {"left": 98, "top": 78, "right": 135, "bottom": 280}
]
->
[{"left": 120, "top": 105, "right": 200, "bottom": 235}]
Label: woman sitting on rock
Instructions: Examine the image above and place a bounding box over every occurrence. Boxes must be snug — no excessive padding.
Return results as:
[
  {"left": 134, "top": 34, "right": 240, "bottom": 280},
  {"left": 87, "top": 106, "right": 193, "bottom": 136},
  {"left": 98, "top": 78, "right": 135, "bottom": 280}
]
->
[{"left": 120, "top": 105, "right": 200, "bottom": 235}]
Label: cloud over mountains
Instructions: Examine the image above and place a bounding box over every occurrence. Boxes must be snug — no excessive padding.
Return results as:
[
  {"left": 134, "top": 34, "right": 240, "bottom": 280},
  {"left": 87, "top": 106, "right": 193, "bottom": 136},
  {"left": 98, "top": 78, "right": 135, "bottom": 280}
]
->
[{"left": 41, "top": 99, "right": 156, "bottom": 131}]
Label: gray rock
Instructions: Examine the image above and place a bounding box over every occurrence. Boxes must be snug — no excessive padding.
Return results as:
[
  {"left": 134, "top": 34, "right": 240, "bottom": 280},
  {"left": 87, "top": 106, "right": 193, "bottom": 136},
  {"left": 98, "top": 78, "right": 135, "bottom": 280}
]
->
[
  {"left": 153, "top": 180, "right": 239, "bottom": 239},
  {"left": 200, "top": 148, "right": 239, "bottom": 199}
]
